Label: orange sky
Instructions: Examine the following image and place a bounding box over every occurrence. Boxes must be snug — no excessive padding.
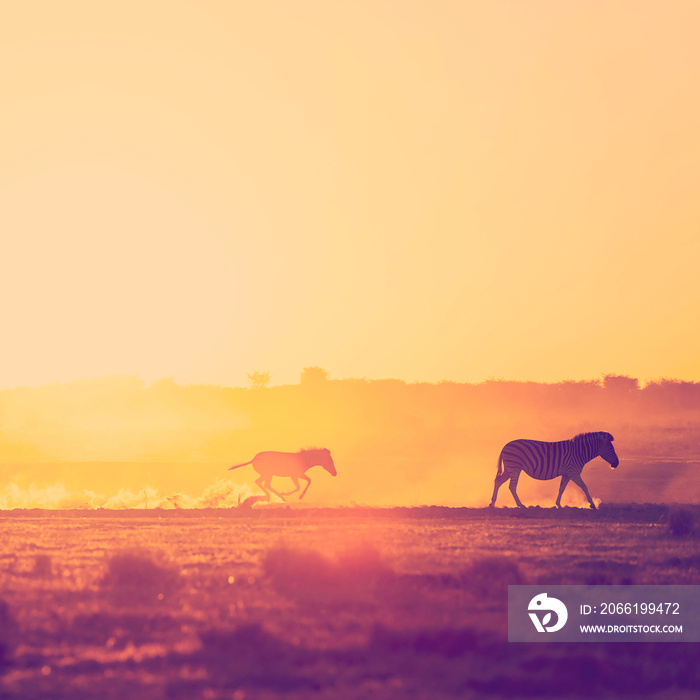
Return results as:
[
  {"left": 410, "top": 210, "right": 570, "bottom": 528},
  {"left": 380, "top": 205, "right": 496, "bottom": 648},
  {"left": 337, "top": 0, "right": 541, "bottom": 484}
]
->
[{"left": 2, "top": 0, "right": 699, "bottom": 388}]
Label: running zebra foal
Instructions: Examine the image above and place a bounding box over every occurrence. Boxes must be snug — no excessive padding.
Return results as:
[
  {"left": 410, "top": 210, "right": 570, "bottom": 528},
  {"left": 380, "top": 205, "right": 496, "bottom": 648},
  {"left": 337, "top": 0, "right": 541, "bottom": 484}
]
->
[
  {"left": 228, "top": 448, "right": 336, "bottom": 501},
  {"left": 489, "top": 431, "right": 619, "bottom": 509}
]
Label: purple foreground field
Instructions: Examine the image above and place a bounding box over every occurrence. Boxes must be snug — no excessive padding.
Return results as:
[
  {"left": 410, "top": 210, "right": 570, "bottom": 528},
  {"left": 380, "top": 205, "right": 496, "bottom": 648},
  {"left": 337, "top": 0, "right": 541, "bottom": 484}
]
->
[{"left": 1, "top": 505, "right": 700, "bottom": 699}]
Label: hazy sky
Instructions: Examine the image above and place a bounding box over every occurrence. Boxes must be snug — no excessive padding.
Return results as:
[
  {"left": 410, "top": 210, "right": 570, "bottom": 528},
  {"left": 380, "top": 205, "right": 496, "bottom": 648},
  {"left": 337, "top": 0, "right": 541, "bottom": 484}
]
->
[{"left": 2, "top": 1, "right": 699, "bottom": 388}]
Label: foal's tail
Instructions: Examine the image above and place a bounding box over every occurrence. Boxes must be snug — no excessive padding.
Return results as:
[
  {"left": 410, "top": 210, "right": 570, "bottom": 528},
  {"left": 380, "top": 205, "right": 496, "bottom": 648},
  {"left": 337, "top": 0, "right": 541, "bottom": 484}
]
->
[
  {"left": 229, "top": 460, "right": 253, "bottom": 471},
  {"left": 495, "top": 450, "right": 504, "bottom": 477}
]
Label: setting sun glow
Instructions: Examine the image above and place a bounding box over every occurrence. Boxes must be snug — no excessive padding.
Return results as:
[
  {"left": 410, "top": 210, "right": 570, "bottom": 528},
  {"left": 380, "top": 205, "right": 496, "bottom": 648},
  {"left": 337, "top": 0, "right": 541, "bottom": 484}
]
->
[{"left": 2, "top": 1, "right": 699, "bottom": 388}]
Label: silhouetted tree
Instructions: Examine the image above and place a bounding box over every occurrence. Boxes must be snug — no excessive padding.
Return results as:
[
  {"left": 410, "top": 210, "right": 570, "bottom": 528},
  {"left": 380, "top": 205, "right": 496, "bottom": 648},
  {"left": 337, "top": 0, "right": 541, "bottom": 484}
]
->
[
  {"left": 247, "top": 371, "right": 271, "bottom": 389},
  {"left": 300, "top": 366, "right": 329, "bottom": 386},
  {"left": 603, "top": 374, "right": 639, "bottom": 393}
]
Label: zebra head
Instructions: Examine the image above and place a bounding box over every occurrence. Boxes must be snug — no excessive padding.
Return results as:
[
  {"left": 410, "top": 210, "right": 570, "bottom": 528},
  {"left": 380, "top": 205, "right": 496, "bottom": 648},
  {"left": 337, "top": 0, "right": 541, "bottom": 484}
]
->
[
  {"left": 598, "top": 432, "right": 619, "bottom": 469},
  {"left": 320, "top": 448, "right": 337, "bottom": 476},
  {"left": 304, "top": 447, "right": 336, "bottom": 476}
]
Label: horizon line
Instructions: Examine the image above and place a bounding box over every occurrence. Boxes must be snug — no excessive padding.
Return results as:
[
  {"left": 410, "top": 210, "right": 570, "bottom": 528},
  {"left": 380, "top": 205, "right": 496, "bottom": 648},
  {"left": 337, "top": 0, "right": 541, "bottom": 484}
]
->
[{"left": 0, "top": 372, "right": 695, "bottom": 392}]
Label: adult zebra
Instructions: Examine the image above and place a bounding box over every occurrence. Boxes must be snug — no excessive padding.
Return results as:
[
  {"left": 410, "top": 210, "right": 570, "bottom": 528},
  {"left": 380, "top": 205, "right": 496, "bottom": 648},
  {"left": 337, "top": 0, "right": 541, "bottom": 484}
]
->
[{"left": 489, "top": 432, "right": 619, "bottom": 509}]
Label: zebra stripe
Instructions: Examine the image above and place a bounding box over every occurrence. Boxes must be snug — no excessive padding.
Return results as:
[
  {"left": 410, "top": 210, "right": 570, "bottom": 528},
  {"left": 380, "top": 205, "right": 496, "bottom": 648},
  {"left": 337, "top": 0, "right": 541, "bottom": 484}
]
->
[{"left": 489, "top": 431, "right": 619, "bottom": 510}]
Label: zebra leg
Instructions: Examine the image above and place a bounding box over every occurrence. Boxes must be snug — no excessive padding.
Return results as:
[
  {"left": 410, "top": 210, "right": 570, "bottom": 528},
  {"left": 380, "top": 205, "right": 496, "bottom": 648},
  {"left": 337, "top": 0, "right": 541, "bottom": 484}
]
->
[
  {"left": 508, "top": 473, "right": 526, "bottom": 508},
  {"left": 489, "top": 473, "right": 510, "bottom": 507},
  {"left": 264, "top": 477, "right": 287, "bottom": 502},
  {"left": 555, "top": 476, "right": 570, "bottom": 508},
  {"left": 255, "top": 475, "right": 272, "bottom": 501},
  {"left": 570, "top": 474, "right": 596, "bottom": 510},
  {"left": 299, "top": 475, "right": 312, "bottom": 500},
  {"left": 281, "top": 477, "right": 301, "bottom": 496}
]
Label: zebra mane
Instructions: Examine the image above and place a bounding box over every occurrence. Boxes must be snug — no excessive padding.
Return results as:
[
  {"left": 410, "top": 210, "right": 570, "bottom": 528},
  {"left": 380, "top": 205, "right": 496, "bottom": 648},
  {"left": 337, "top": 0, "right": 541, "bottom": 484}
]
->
[
  {"left": 572, "top": 431, "right": 613, "bottom": 443},
  {"left": 300, "top": 447, "right": 326, "bottom": 466}
]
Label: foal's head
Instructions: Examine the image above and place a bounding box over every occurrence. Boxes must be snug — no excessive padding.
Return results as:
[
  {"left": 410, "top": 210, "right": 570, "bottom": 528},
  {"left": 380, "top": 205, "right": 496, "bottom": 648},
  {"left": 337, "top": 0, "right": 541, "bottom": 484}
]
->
[
  {"left": 304, "top": 447, "right": 336, "bottom": 476},
  {"left": 319, "top": 448, "right": 336, "bottom": 476}
]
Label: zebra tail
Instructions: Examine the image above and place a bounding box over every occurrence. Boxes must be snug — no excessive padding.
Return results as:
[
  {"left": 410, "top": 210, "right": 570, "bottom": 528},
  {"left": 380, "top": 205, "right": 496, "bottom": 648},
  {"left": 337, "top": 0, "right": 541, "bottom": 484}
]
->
[
  {"left": 228, "top": 460, "right": 253, "bottom": 471},
  {"left": 496, "top": 451, "right": 504, "bottom": 477}
]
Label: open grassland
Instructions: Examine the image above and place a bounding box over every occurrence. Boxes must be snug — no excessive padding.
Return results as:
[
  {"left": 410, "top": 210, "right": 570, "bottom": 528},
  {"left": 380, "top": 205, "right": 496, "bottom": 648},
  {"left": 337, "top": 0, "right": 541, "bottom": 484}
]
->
[{"left": 1, "top": 505, "right": 699, "bottom": 699}]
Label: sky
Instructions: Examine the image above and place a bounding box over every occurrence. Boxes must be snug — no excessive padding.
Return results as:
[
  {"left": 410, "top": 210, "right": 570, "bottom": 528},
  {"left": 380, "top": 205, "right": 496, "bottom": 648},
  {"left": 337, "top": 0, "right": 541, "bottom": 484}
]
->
[{"left": 1, "top": 0, "right": 699, "bottom": 389}]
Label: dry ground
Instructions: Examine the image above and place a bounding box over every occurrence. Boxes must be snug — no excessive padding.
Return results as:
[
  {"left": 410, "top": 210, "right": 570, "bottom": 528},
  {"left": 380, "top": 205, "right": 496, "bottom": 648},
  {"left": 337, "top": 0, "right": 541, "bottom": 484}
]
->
[{"left": 1, "top": 504, "right": 699, "bottom": 699}]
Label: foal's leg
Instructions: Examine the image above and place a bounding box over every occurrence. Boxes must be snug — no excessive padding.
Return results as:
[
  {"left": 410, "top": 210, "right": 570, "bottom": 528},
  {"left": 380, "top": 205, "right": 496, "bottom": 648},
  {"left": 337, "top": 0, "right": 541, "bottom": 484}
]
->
[
  {"left": 299, "top": 475, "right": 312, "bottom": 500},
  {"left": 263, "top": 477, "right": 287, "bottom": 502},
  {"left": 255, "top": 475, "right": 272, "bottom": 501},
  {"left": 281, "top": 477, "right": 301, "bottom": 496}
]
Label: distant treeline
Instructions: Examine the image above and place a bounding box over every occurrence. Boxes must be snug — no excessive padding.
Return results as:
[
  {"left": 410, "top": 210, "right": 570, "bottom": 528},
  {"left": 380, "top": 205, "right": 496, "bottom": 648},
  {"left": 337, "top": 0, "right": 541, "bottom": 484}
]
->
[{"left": 1, "top": 374, "right": 699, "bottom": 503}]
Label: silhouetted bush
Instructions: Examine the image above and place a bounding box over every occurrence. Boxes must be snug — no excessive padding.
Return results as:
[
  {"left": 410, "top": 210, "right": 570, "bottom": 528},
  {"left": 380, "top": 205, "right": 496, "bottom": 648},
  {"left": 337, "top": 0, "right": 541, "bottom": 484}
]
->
[
  {"left": 0, "top": 597, "right": 19, "bottom": 672},
  {"left": 194, "top": 624, "right": 319, "bottom": 691},
  {"left": 669, "top": 507, "right": 695, "bottom": 537},
  {"left": 459, "top": 556, "right": 525, "bottom": 599},
  {"left": 32, "top": 554, "right": 53, "bottom": 578},
  {"left": 101, "top": 549, "right": 180, "bottom": 600},
  {"left": 263, "top": 544, "right": 391, "bottom": 601}
]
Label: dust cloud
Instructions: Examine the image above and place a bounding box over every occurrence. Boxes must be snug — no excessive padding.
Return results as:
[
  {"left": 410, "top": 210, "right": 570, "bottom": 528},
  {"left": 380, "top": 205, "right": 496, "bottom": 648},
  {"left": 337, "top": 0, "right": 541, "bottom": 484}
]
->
[{"left": 1, "top": 373, "right": 699, "bottom": 507}]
